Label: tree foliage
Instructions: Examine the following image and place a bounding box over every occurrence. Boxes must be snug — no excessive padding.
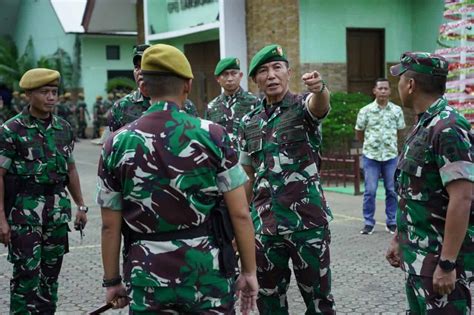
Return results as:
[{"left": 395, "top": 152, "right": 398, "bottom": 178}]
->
[{"left": 322, "top": 92, "right": 372, "bottom": 153}]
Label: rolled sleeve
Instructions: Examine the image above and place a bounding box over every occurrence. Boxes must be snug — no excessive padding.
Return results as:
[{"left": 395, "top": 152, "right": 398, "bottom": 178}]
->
[
  {"left": 239, "top": 150, "right": 252, "bottom": 166},
  {"left": 440, "top": 160, "right": 474, "bottom": 186},
  {"left": 304, "top": 93, "right": 330, "bottom": 122},
  {"left": 355, "top": 108, "right": 367, "bottom": 131},
  {"left": 216, "top": 163, "right": 248, "bottom": 192},
  {"left": 0, "top": 155, "right": 11, "bottom": 170},
  {"left": 95, "top": 177, "right": 123, "bottom": 210}
]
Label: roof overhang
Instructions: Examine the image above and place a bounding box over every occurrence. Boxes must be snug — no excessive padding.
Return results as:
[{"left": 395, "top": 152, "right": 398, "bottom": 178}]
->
[{"left": 82, "top": 0, "right": 137, "bottom": 33}]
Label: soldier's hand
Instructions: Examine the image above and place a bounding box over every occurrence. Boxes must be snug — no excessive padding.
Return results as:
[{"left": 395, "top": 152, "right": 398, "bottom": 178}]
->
[
  {"left": 235, "top": 272, "right": 258, "bottom": 315},
  {"left": 385, "top": 235, "right": 400, "bottom": 268},
  {"left": 302, "top": 71, "right": 325, "bottom": 94},
  {"left": 105, "top": 283, "right": 129, "bottom": 309},
  {"left": 75, "top": 211, "right": 88, "bottom": 229},
  {"left": 433, "top": 265, "right": 456, "bottom": 296},
  {"left": 0, "top": 218, "right": 10, "bottom": 246}
]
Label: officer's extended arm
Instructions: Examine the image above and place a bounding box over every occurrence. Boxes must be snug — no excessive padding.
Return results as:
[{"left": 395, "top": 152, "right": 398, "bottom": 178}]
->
[{"left": 302, "top": 71, "right": 330, "bottom": 119}]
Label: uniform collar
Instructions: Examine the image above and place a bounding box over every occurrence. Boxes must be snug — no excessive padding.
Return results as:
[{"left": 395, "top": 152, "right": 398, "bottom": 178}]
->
[
  {"left": 20, "top": 105, "right": 63, "bottom": 130},
  {"left": 262, "top": 91, "right": 297, "bottom": 109},
  {"left": 144, "top": 101, "right": 180, "bottom": 115},
  {"left": 418, "top": 97, "right": 447, "bottom": 125}
]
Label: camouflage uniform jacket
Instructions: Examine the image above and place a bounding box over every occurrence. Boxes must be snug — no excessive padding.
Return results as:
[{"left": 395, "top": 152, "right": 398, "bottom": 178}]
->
[
  {"left": 0, "top": 107, "right": 12, "bottom": 125},
  {"left": 396, "top": 97, "right": 474, "bottom": 278},
  {"left": 108, "top": 89, "right": 198, "bottom": 132},
  {"left": 238, "top": 92, "right": 332, "bottom": 235},
  {"left": 0, "top": 107, "right": 75, "bottom": 226},
  {"left": 206, "top": 87, "right": 258, "bottom": 147},
  {"left": 355, "top": 101, "right": 405, "bottom": 161},
  {"left": 96, "top": 100, "right": 248, "bottom": 285}
]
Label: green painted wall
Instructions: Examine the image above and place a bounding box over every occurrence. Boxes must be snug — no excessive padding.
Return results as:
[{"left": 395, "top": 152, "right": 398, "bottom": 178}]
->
[
  {"left": 412, "top": 0, "right": 444, "bottom": 52},
  {"left": 14, "top": 0, "right": 75, "bottom": 60},
  {"left": 81, "top": 35, "right": 137, "bottom": 111},
  {"left": 148, "top": 0, "right": 219, "bottom": 34},
  {"left": 150, "top": 28, "right": 219, "bottom": 51},
  {"left": 299, "top": 0, "right": 444, "bottom": 63}
]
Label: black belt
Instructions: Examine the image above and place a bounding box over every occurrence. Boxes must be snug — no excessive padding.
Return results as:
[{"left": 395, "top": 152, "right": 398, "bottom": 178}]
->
[
  {"left": 129, "top": 221, "right": 212, "bottom": 242},
  {"left": 18, "top": 182, "right": 66, "bottom": 196}
]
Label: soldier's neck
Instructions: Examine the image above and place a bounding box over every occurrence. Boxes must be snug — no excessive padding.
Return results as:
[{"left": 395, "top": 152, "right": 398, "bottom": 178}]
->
[
  {"left": 223, "top": 86, "right": 240, "bottom": 96},
  {"left": 150, "top": 96, "right": 184, "bottom": 109},
  {"left": 412, "top": 94, "right": 441, "bottom": 114}
]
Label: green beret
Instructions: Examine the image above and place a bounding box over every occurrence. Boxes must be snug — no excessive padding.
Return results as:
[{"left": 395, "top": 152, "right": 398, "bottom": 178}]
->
[
  {"left": 390, "top": 51, "right": 449, "bottom": 77},
  {"left": 214, "top": 57, "right": 240, "bottom": 76},
  {"left": 141, "top": 44, "right": 193, "bottom": 79},
  {"left": 133, "top": 44, "right": 150, "bottom": 65},
  {"left": 19, "top": 68, "right": 60, "bottom": 90},
  {"left": 248, "top": 44, "right": 288, "bottom": 77}
]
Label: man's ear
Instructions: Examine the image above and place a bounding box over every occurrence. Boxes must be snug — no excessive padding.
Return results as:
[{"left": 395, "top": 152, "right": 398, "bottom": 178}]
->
[
  {"left": 184, "top": 79, "right": 193, "bottom": 95},
  {"left": 408, "top": 78, "right": 415, "bottom": 95},
  {"left": 139, "top": 81, "right": 149, "bottom": 97}
]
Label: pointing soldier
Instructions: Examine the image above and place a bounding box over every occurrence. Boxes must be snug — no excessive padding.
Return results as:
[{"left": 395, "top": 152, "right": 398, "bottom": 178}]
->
[
  {"left": 97, "top": 44, "right": 258, "bottom": 313},
  {"left": 206, "top": 57, "right": 258, "bottom": 148},
  {"left": 0, "top": 68, "right": 88, "bottom": 314},
  {"left": 238, "top": 44, "right": 335, "bottom": 314},
  {"left": 386, "top": 52, "right": 473, "bottom": 314}
]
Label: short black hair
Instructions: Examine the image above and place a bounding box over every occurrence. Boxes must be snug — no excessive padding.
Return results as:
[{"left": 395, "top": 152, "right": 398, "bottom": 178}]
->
[
  {"left": 403, "top": 70, "right": 446, "bottom": 96},
  {"left": 374, "top": 78, "right": 389, "bottom": 86},
  {"left": 142, "top": 73, "right": 186, "bottom": 98}
]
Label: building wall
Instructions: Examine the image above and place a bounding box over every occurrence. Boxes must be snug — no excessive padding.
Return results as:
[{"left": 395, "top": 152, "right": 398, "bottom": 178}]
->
[
  {"left": 298, "top": 0, "right": 443, "bottom": 92},
  {"left": 148, "top": 0, "right": 219, "bottom": 35},
  {"left": 246, "top": 0, "right": 300, "bottom": 94},
  {"left": 14, "top": 0, "right": 75, "bottom": 59},
  {"left": 81, "top": 35, "right": 137, "bottom": 111}
]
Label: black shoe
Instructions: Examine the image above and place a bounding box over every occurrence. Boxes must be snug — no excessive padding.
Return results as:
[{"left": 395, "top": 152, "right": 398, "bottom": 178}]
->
[
  {"left": 360, "top": 225, "right": 374, "bottom": 235},
  {"left": 385, "top": 224, "right": 396, "bottom": 234}
]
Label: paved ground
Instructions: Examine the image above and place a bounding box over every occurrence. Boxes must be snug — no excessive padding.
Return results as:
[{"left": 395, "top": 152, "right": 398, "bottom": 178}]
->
[{"left": 0, "top": 140, "right": 465, "bottom": 314}]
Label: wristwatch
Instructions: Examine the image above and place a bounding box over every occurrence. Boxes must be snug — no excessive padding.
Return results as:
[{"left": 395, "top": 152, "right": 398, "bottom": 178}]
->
[
  {"left": 438, "top": 258, "right": 456, "bottom": 272},
  {"left": 78, "top": 205, "right": 89, "bottom": 213}
]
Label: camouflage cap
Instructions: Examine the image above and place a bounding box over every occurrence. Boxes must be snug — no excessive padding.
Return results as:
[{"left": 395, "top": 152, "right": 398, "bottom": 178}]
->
[
  {"left": 214, "top": 57, "right": 240, "bottom": 76},
  {"left": 133, "top": 44, "right": 150, "bottom": 66},
  {"left": 390, "top": 52, "right": 449, "bottom": 77},
  {"left": 141, "top": 44, "right": 194, "bottom": 79},
  {"left": 19, "top": 68, "right": 60, "bottom": 90},
  {"left": 248, "top": 44, "right": 288, "bottom": 77}
]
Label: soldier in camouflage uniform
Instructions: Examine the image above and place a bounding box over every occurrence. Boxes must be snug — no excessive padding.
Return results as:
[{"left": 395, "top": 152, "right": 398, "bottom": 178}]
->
[
  {"left": 92, "top": 95, "right": 105, "bottom": 138},
  {"left": 206, "top": 57, "right": 258, "bottom": 148},
  {"left": 386, "top": 52, "right": 473, "bottom": 314},
  {"left": 11, "top": 91, "right": 22, "bottom": 114},
  {"left": 109, "top": 45, "right": 198, "bottom": 132},
  {"left": 0, "top": 96, "right": 12, "bottom": 125},
  {"left": 238, "top": 44, "right": 335, "bottom": 314},
  {"left": 0, "top": 68, "right": 88, "bottom": 314},
  {"left": 97, "top": 44, "right": 258, "bottom": 314},
  {"left": 76, "top": 93, "right": 90, "bottom": 139}
]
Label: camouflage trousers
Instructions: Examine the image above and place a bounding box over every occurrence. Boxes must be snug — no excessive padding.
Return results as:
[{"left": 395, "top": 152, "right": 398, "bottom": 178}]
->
[
  {"left": 405, "top": 273, "right": 471, "bottom": 314},
  {"left": 7, "top": 223, "right": 69, "bottom": 314},
  {"left": 255, "top": 226, "right": 335, "bottom": 315},
  {"left": 126, "top": 240, "right": 236, "bottom": 314}
]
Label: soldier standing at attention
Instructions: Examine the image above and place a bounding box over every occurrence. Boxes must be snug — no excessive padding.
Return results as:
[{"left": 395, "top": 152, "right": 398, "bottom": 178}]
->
[
  {"left": 238, "top": 44, "right": 335, "bottom": 314},
  {"left": 0, "top": 68, "right": 88, "bottom": 314},
  {"left": 76, "top": 92, "right": 90, "bottom": 139},
  {"left": 206, "top": 57, "right": 258, "bottom": 148},
  {"left": 11, "top": 91, "right": 21, "bottom": 114},
  {"left": 386, "top": 52, "right": 473, "bottom": 314},
  {"left": 97, "top": 44, "right": 258, "bottom": 314},
  {"left": 92, "top": 95, "right": 104, "bottom": 138},
  {"left": 109, "top": 45, "right": 199, "bottom": 133}
]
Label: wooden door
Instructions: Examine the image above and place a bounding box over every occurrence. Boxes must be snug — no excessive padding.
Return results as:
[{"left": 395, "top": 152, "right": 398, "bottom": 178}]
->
[
  {"left": 347, "top": 29, "right": 384, "bottom": 96},
  {"left": 184, "top": 40, "right": 220, "bottom": 117}
]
